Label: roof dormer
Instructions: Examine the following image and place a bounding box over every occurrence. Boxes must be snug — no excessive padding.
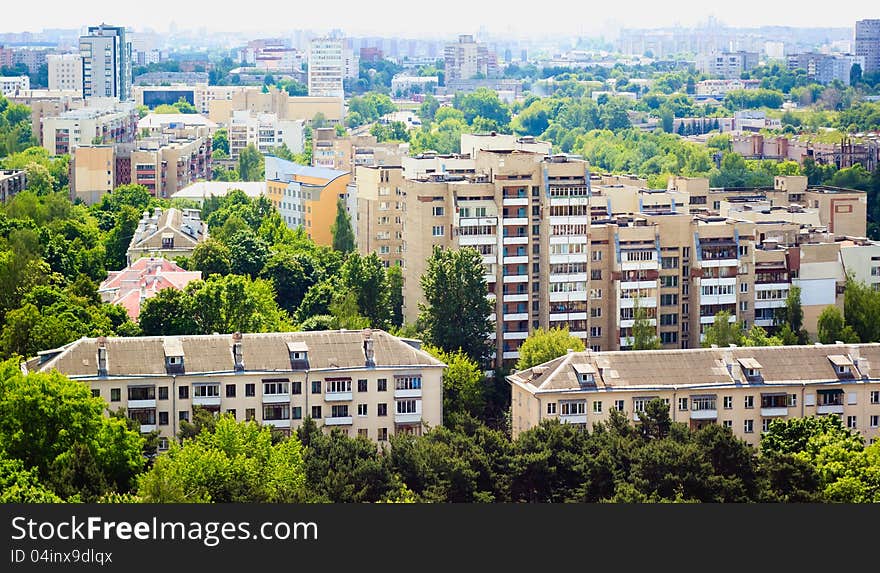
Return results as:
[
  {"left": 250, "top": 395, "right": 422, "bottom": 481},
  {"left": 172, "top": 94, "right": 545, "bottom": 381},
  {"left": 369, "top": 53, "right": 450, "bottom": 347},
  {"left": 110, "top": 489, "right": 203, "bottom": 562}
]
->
[
  {"left": 288, "top": 341, "right": 309, "bottom": 370},
  {"left": 572, "top": 362, "right": 597, "bottom": 389},
  {"left": 737, "top": 358, "right": 763, "bottom": 382},
  {"left": 231, "top": 332, "right": 244, "bottom": 372},
  {"left": 828, "top": 354, "right": 854, "bottom": 378},
  {"left": 163, "top": 337, "right": 185, "bottom": 374}
]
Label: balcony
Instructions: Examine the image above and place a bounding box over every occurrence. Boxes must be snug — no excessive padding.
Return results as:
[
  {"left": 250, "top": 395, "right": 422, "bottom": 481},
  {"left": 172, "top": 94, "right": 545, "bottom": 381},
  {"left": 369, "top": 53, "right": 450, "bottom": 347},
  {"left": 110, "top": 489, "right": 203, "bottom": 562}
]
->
[
  {"left": 483, "top": 273, "right": 497, "bottom": 284},
  {"left": 459, "top": 235, "right": 496, "bottom": 246},
  {"left": 503, "top": 256, "right": 529, "bottom": 264},
  {"left": 503, "top": 217, "right": 529, "bottom": 225},
  {"left": 395, "top": 388, "right": 422, "bottom": 399},
  {"left": 700, "top": 313, "right": 737, "bottom": 324},
  {"left": 550, "top": 215, "right": 589, "bottom": 226},
  {"left": 503, "top": 293, "right": 529, "bottom": 302},
  {"left": 262, "top": 393, "right": 290, "bottom": 404},
  {"left": 325, "top": 391, "right": 353, "bottom": 402},
  {"left": 139, "top": 424, "right": 157, "bottom": 433},
  {"left": 755, "top": 282, "right": 790, "bottom": 291},
  {"left": 128, "top": 398, "right": 156, "bottom": 409},
  {"left": 261, "top": 418, "right": 291, "bottom": 428},
  {"left": 700, "top": 258, "right": 738, "bottom": 268},
  {"left": 502, "top": 351, "right": 520, "bottom": 360},
  {"left": 502, "top": 236, "right": 529, "bottom": 245},
  {"left": 395, "top": 413, "right": 421, "bottom": 424},
  {"left": 502, "top": 274, "right": 528, "bottom": 283},
  {"left": 502, "top": 197, "right": 529, "bottom": 206},
  {"left": 619, "top": 297, "right": 658, "bottom": 309},
  {"left": 621, "top": 280, "right": 657, "bottom": 290},
  {"left": 817, "top": 404, "right": 844, "bottom": 415},
  {"left": 502, "top": 331, "right": 529, "bottom": 340},
  {"left": 761, "top": 407, "right": 788, "bottom": 417},
  {"left": 690, "top": 409, "right": 718, "bottom": 420},
  {"left": 559, "top": 414, "right": 588, "bottom": 425},
  {"left": 325, "top": 416, "right": 353, "bottom": 426},
  {"left": 503, "top": 312, "right": 529, "bottom": 321},
  {"left": 193, "top": 395, "right": 221, "bottom": 407},
  {"left": 700, "top": 277, "right": 737, "bottom": 288},
  {"left": 550, "top": 290, "right": 588, "bottom": 302}
]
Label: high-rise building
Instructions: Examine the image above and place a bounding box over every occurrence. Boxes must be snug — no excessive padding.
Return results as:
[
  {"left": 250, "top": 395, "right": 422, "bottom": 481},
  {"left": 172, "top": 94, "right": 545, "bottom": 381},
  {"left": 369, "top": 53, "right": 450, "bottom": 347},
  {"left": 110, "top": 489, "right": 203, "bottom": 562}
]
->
[
  {"left": 444, "top": 35, "right": 496, "bottom": 82},
  {"left": 855, "top": 19, "right": 880, "bottom": 74},
  {"left": 47, "top": 53, "right": 83, "bottom": 93},
  {"left": 79, "top": 24, "right": 132, "bottom": 100},
  {"left": 308, "top": 38, "right": 345, "bottom": 98},
  {"left": 696, "top": 51, "right": 759, "bottom": 79}
]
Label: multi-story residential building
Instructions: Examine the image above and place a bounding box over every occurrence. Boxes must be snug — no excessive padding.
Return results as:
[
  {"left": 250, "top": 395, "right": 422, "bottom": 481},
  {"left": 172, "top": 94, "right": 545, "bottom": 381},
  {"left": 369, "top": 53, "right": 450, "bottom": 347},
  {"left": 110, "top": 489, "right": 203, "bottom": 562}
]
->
[
  {"left": 855, "top": 19, "right": 880, "bottom": 75},
  {"left": 312, "top": 128, "right": 407, "bottom": 172},
  {"left": 264, "top": 156, "right": 351, "bottom": 242},
  {"left": 126, "top": 207, "right": 208, "bottom": 264},
  {"left": 206, "top": 86, "right": 344, "bottom": 127},
  {"left": 132, "top": 84, "right": 249, "bottom": 116},
  {"left": 355, "top": 165, "right": 406, "bottom": 268},
  {"left": 730, "top": 132, "right": 879, "bottom": 173},
  {"left": 695, "top": 79, "right": 761, "bottom": 98},
  {"left": 136, "top": 113, "right": 218, "bottom": 138},
  {"left": 308, "top": 38, "right": 345, "bottom": 98},
  {"left": 786, "top": 52, "right": 863, "bottom": 84},
  {"left": 79, "top": 24, "right": 131, "bottom": 100},
  {"left": 390, "top": 74, "right": 439, "bottom": 96},
  {"left": 227, "top": 110, "right": 305, "bottom": 159},
  {"left": 47, "top": 53, "right": 83, "bottom": 93},
  {"left": 69, "top": 145, "right": 115, "bottom": 204},
  {"left": 41, "top": 100, "right": 138, "bottom": 155},
  {"left": 0, "top": 170, "right": 27, "bottom": 202},
  {"left": 0, "top": 75, "right": 30, "bottom": 95},
  {"left": 696, "top": 51, "right": 759, "bottom": 79},
  {"left": 98, "top": 257, "right": 202, "bottom": 321},
  {"left": 508, "top": 343, "right": 880, "bottom": 447},
  {"left": 27, "top": 329, "right": 445, "bottom": 447},
  {"left": 170, "top": 181, "right": 265, "bottom": 206},
  {"left": 7, "top": 90, "right": 86, "bottom": 145},
  {"left": 444, "top": 35, "right": 497, "bottom": 82}
]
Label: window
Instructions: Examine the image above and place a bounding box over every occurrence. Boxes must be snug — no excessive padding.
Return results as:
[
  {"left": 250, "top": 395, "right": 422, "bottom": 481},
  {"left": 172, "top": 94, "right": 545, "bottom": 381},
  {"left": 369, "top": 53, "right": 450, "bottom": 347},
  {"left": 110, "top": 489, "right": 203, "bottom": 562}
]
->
[
  {"left": 358, "top": 379, "right": 368, "bottom": 392},
  {"left": 110, "top": 388, "right": 121, "bottom": 402},
  {"left": 292, "top": 407, "right": 302, "bottom": 420},
  {"left": 592, "top": 250, "right": 602, "bottom": 262},
  {"left": 358, "top": 429, "right": 369, "bottom": 438},
  {"left": 331, "top": 405, "right": 350, "bottom": 418},
  {"left": 432, "top": 206, "right": 445, "bottom": 216},
  {"left": 158, "top": 411, "right": 169, "bottom": 426},
  {"left": 311, "top": 406, "right": 322, "bottom": 419},
  {"left": 660, "top": 294, "right": 678, "bottom": 306},
  {"left": 740, "top": 301, "right": 748, "bottom": 312},
  {"left": 378, "top": 379, "right": 387, "bottom": 392},
  {"left": 226, "top": 384, "right": 236, "bottom": 398},
  {"left": 263, "top": 404, "right": 289, "bottom": 421},
  {"left": 591, "top": 307, "right": 602, "bottom": 318},
  {"left": 762, "top": 419, "right": 772, "bottom": 432},
  {"left": 659, "top": 275, "right": 678, "bottom": 288},
  {"left": 432, "top": 225, "right": 445, "bottom": 237},
  {"left": 678, "top": 397, "right": 688, "bottom": 411},
  {"left": 789, "top": 394, "right": 797, "bottom": 407},
  {"left": 660, "top": 313, "right": 678, "bottom": 326},
  {"left": 264, "top": 380, "right": 289, "bottom": 395},
  {"left": 158, "top": 386, "right": 168, "bottom": 400},
  {"left": 158, "top": 438, "right": 169, "bottom": 452},
  {"left": 740, "top": 283, "right": 748, "bottom": 293},
  {"left": 744, "top": 419, "right": 754, "bottom": 433},
  {"left": 722, "top": 420, "right": 733, "bottom": 429},
  {"left": 871, "top": 391, "right": 879, "bottom": 404},
  {"left": 871, "top": 415, "right": 879, "bottom": 428},
  {"left": 721, "top": 396, "right": 732, "bottom": 409},
  {"left": 661, "top": 256, "right": 678, "bottom": 269},
  {"left": 377, "top": 403, "right": 387, "bottom": 416},
  {"left": 91, "top": 388, "right": 100, "bottom": 398},
  {"left": 396, "top": 376, "right": 422, "bottom": 390},
  {"left": 357, "top": 404, "right": 368, "bottom": 416},
  {"left": 560, "top": 401, "right": 586, "bottom": 416},
  {"left": 613, "top": 400, "right": 625, "bottom": 412},
  {"left": 590, "top": 326, "right": 602, "bottom": 337},
  {"left": 193, "top": 384, "right": 219, "bottom": 398},
  {"left": 292, "top": 381, "right": 302, "bottom": 395},
  {"left": 226, "top": 409, "right": 236, "bottom": 420},
  {"left": 592, "top": 401, "right": 602, "bottom": 414},
  {"left": 660, "top": 332, "right": 677, "bottom": 344},
  {"left": 744, "top": 395, "right": 754, "bottom": 409},
  {"left": 311, "top": 381, "right": 321, "bottom": 394},
  {"left": 396, "top": 400, "right": 418, "bottom": 414},
  {"left": 847, "top": 416, "right": 857, "bottom": 429},
  {"left": 378, "top": 427, "right": 388, "bottom": 441},
  {"left": 179, "top": 411, "right": 190, "bottom": 422},
  {"left": 326, "top": 378, "right": 352, "bottom": 393},
  {"left": 245, "top": 383, "right": 255, "bottom": 397},
  {"left": 245, "top": 408, "right": 256, "bottom": 421}
]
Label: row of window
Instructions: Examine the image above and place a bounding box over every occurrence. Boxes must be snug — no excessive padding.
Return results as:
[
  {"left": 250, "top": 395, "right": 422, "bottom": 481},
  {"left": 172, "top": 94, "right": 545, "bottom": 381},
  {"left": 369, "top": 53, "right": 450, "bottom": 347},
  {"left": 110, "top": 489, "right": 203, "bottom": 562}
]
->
[{"left": 145, "top": 400, "right": 421, "bottom": 425}]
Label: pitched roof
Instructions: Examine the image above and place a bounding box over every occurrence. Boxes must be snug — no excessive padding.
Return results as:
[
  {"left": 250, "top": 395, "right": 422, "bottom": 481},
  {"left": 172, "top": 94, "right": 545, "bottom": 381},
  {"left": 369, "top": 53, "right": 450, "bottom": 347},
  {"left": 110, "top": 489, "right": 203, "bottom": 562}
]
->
[
  {"left": 98, "top": 256, "right": 202, "bottom": 321},
  {"left": 32, "top": 330, "right": 444, "bottom": 378}
]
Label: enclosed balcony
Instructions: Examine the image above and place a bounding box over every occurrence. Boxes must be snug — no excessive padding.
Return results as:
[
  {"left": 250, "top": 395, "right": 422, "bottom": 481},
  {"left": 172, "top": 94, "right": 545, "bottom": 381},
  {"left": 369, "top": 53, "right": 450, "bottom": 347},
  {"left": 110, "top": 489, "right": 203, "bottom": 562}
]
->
[
  {"left": 192, "top": 383, "right": 221, "bottom": 407},
  {"left": 689, "top": 395, "right": 718, "bottom": 420},
  {"left": 127, "top": 385, "right": 156, "bottom": 409}
]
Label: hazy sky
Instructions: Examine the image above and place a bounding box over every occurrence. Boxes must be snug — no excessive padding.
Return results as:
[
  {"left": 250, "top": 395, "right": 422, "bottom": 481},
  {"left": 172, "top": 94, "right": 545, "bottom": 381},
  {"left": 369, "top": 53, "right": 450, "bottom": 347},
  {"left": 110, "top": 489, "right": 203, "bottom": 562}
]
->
[{"left": 2, "top": 1, "right": 876, "bottom": 37}]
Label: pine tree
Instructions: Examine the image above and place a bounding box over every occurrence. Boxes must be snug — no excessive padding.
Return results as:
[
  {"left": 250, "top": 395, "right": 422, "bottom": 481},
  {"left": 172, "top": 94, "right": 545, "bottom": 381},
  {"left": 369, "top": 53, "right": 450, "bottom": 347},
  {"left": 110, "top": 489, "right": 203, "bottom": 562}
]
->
[{"left": 331, "top": 198, "right": 355, "bottom": 253}]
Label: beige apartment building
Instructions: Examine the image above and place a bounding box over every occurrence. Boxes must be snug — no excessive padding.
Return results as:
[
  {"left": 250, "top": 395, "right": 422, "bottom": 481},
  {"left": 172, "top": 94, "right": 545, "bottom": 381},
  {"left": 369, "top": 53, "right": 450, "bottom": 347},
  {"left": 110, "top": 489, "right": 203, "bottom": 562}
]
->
[
  {"left": 394, "top": 140, "right": 869, "bottom": 366},
  {"left": 8, "top": 89, "right": 86, "bottom": 146},
  {"left": 47, "top": 53, "right": 83, "bottom": 93},
  {"left": 41, "top": 100, "right": 139, "bottom": 155},
  {"left": 355, "top": 165, "right": 406, "bottom": 268},
  {"left": 0, "top": 169, "right": 27, "bottom": 202},
  {"left": 508, "top": 343, "right": 880, "bottom": 447},
  {"left": 126, "top": 207, "right": 208, "bottom": 264},
  {"left": 132, "top": 84, "right": 249, "bottom": 115},
  {"left": 312, "top": 128, "right": 407, "bottom": 172},
  {"left": 207, "top": 86, "right": 343, "bottom": 127},
  {"left": 27, "top": 329, "right": 445, "bottom": 449}
]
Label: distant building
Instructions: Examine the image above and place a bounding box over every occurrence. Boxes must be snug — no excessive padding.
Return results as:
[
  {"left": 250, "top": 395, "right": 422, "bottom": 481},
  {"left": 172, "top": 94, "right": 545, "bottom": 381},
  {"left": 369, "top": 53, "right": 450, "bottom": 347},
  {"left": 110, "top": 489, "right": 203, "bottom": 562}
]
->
[
  {"left": 695, "top": 79, "right": 761, "bottom": 97},
  {"left": 132, "top": 84, "right": 247, "bottom": 116},
  {"left": 0, "top": 75, "right": 30, "bottom": 95},
  {"left": 696, "top": 51, "right": 759, "bottom": 79},
  {"left": 855, "top": 19, "right": 880, "bottom": 74},
  {"left": 126, "top": 207, "right": 208, "bottom": 264},
  {"left": 228, "top": 110, "right": 305, "bottom": 159},
  {"left": 206, "top": 86, "right": 344, "bottom": 128},
  {"left": 47, "top": 54, "right": 83, "bottom": 93},
  {"left": 41, "top": 100, "right": 139, "bottom": 155},
  {"left": 80, "top": 24, "right": 131, "bottom": 100},
  {"left": 0, "top": 170, "right": 27, "bottom": 202},
  {"left": 444, "top": 35, "right": 497, "bottom": 82},
  {"left": 311, "top": 127, "right": 407, "bottom": 172},
  {"left": 170, "top": 181, "right": 266, "bottom": 205},
  {"left": 308, "top": 38, "right": 345, "bottom": 97},
  {"left": 786, "top": 52, "right": 863, "bottom": 84},
  {"left": 98, "top": 257, "right": 202, "bottom": 321},
  {"left": 390, "top": 74, "right": 438, "bottom": 95},
  {"left": 7, "top": 89, "right": 86, "bottom": 146}
]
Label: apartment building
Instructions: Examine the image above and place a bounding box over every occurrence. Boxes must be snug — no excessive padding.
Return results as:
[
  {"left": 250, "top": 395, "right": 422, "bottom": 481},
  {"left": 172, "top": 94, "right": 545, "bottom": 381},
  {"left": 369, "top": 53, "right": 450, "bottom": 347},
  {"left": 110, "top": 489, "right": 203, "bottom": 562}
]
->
[
  {"left": 855, "top": 19, "right": 880, "bottom": 74},
  {"left": 444, "top": 35, "right": 497, "bottom": 82},
  {"left": 47, "top": 53, "right": 83, "bottom": 93},
  {"left": 308, "top": 38, "right": 345, "bottom": 98},
  {"left": 98, "top": 257, "right": 202, "bottom": 321},
  {"left": 696, "top": 51, "right": 759, "bottom": 79},
  {"left": 312, "top": 128, "right": 407, "bottom": 172},
  {"left": 132, "top": 84, "right": 249, "bottom": 116},
  {"left": 7, "top": 90, "right": 86, "bottom": 146},
  {"left": 127, "top": 207, "right": 208, "bottom": 264},
  {"left": 0, "top": 170, "right": 27, "bottom": 202},
  {"left": 228, "top": 110, "right": 305, "bottom": 159},
  {"left": 356, "top": 165, "right": 405, "bottom": 268},
  {"left": 695, "top": 79, "right": 761, "bottom": 98},
  {"left": 27, "top": 329, "right": 445, "bottom": 447},
  {"left": 41, "top": 100, "right": 138, "bottom": 155},
  {"left": 0, "top": 75, "right": 30, "bottom": 95},
  {"left": 207, "top": 86, "right": 344, "bottom": 127},
  {"left": 508, "top": 343, "right": 880, "bottom": 447},
  {"left": 264, "top": 155, "right": 351, "bottom": 242},
  {"left": 80, "top": 24, "right": 131, "bottom": 100},
  {"left": 786, "top": 52, "right": 864, "bottom": 84}
]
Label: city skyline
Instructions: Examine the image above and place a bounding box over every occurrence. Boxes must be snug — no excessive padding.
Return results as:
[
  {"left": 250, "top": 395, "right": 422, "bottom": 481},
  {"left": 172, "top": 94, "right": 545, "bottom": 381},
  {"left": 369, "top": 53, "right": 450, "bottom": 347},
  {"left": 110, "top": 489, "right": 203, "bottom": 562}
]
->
[{"left": 0, "top": 2, "right": 875, "bottom": 38}]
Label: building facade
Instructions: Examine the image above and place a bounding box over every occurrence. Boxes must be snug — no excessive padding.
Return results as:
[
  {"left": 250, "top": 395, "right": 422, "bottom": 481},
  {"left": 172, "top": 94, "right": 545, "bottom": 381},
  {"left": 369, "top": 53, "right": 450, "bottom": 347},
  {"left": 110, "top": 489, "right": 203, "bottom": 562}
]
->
[
  {"left": 228, "top": 110, "right": 304, "bottom": 159},
  {"left": 126, "top": 207, "right": 208, "bottom": 264},
  {"left": 47, "top": 53, "right": 84, "bottom": 93},
  {"left": 98, "top": 257, "right": 202, "bottom": 321},
  {"left": 855, "top": 19, "right": 880, "bottom": 75},
  {"left": 508, "top": 344, "right": 880, "bottom": 447},
  {"left": 41, "top": 100, "right": 138, "bottom": 155},
  {"left": 308, "top": 38, "right": 345, "bottom": 98},
  {"left": 80, "top": 24, "right": 132, "bottom": 100},
  {"left": 696, "top": 51, "right": 759, "bottom": 79},
  {"left": 28, "top": 329, "right": 445, "bottom": 448},
  {"left": 444, "top": 35, "right": 497, "bottom": 82},
  {"left": 0, "top": 169, "right": 27, "bottom": 202},
  {"left": 0, "top": 75, "right": 30, "bottom": 95}
]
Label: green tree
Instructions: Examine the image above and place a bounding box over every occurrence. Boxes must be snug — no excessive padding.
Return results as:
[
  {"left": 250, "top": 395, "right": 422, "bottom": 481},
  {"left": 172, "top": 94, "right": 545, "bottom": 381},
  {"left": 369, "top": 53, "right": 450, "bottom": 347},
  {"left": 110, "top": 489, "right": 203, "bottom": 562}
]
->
[
  {"left": 212, "top": 128, "right": 229, "bottom": 154},
  {"left": 340, "top": 252, "right": 390, "bottom": 328},
  {"left": 629, "top": 305, "right": 661, "bottom": 350},
  {"left": 425, "top": 345, "right": 486, "bottom": 420},
  {"left": 701, "top": 311, "right": 744, "bottom": 347},
  {"left": 138, "top": 415, "right": 306, "bottom": 502},
  {"left": 238, "top": 143, "right": 264, "bottom": 181},
  {"left": 330, "top": 198, "right": 355, "bottom": 253},
  {"left": 227, "top": 228, "right": 269, "bottom": 278},
  {"left": 137, "top": 288, "right": 198, "bottom": 335},
  {"left": 190, "top": 238, "right": 232, "bottom": 277},
  {"left": 515, "top": 326, "right": 585, "bottom": 371},
  {"left": 387, "top": 265, "right": 404, "bottom": 328},
  {"left": 817, "top": 305, "right": 859, "bottom": 344},
  {"left": 419, "top": 246, "right": 494, "bottom": 364}
]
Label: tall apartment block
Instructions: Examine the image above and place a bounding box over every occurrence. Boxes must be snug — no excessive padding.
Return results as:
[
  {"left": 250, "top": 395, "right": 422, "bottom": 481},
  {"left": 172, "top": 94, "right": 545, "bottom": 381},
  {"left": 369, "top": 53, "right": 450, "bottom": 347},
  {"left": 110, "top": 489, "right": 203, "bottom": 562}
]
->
[
  {"left": 509, "top": 343, "right": 880, "bottom": 447},
  {"left": 41, "top": 100, "right": 138, "bottom": 155},
  {"left": 47, "top": 53, "right": 83, "bottom": 93},
  {"left": 27, "top": 330, "right": 445, "bottom": 447},
  {"left": 444, "top": 35, "right": 496, "bottom": 82},
  {"left": 696, "top": 51, "right": 759, "bottom": 79},
  {"left": 80, "top": 24, "right": 131, "bottom": 100},
  {"left": 308, "top": 38, "right": 345, "bottom": 98},
  {"left": 855, "top": 19, "right": 880, "bottom": 74}
]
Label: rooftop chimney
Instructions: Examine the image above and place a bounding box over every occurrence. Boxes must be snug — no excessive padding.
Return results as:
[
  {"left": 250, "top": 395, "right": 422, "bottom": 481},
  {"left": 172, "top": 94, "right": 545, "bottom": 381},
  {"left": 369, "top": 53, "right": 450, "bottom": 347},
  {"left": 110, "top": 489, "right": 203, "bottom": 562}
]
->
[
  {"left": 97, "top": 336, "right": 108, "bottom": 376},
  {"left": 363, "top": 329, "right": 375, "bottom": 368},
  {"left": 232, "top": 332, "right": 244, "bottom": 372}
]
